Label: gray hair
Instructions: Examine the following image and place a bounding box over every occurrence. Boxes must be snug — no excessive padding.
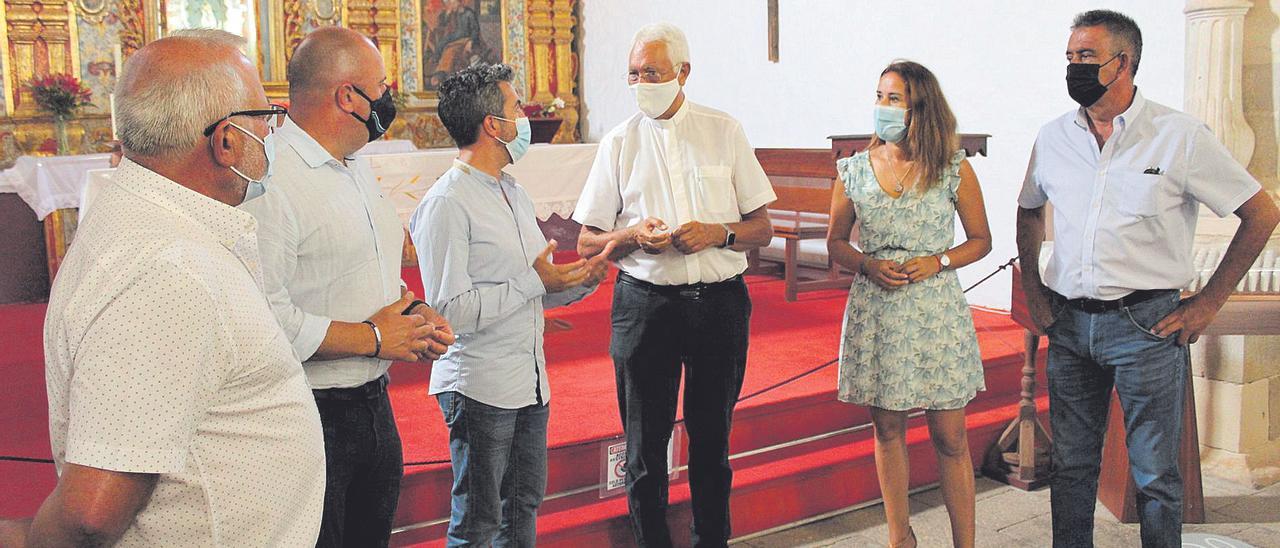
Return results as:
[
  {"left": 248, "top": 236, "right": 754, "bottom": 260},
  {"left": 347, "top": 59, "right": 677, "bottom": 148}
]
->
[
  {"left": 168, "top": 28, "right": 248, "bottom": 52},
  {"left": 115, "top": 29, "right": 252, "bottom": 158},
  {"left": 632, "top": 23, "right": 690, "bottom": 67},
  {"left": 1072, "top": 9, "right": 1142, "bottom": 76}
]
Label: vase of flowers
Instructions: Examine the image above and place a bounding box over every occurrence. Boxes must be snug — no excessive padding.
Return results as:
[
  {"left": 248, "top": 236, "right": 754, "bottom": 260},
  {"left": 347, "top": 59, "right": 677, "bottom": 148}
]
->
[
  {"left": 522, "top": 97, "right": 567, "bottom": 144},
  {"left": 26, "top": 74, "right": 93, "bottom": 155}
]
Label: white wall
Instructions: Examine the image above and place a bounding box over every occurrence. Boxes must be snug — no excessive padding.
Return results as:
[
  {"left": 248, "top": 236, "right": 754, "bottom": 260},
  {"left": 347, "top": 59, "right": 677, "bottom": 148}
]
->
[{"left": 578, "top": 0, "right": 1187, "bottom": 309}]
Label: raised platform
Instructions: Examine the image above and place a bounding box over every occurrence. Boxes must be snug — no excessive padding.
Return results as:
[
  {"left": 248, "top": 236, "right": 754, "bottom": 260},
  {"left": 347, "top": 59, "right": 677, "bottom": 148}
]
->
[{"left": 0, "top": 268, "right": 1047, "bottom": 547}]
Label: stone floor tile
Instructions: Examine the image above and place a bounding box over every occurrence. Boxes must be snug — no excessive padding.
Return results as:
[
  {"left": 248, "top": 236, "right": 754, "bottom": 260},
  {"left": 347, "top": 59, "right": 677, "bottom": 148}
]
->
[
  {"left": 1216, "top": 494, "right": 1280, "bottom": 530},
  {"left": 974, "top": 476, "right": 1012, "bottom": 501},
  {"left": 1225, "top": 525, "right": 1280, "bottom": 547},
  {"left": 975, "top": 489, "right": 1052, "bottom": 531},
  {"left": 740, "top": 479, "right": 1272, "bottom": 548}
]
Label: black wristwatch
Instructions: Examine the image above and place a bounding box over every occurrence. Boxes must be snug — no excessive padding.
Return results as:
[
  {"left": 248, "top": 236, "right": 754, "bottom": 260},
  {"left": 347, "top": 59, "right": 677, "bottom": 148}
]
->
[{"left": 720, "top": 223, "right": 736, "bottom": 248}]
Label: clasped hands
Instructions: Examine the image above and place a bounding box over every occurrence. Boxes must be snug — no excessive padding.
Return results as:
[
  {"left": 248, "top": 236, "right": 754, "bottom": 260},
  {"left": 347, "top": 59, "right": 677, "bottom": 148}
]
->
[
  {"left": 633, "top": 217, "right": 726, "bottom": 255},
  {"left": 861, "top": 256, "right": 942, "bottom": 289},
  {"left": 368, "top": 291, "right": 456, "bottom": 363}
]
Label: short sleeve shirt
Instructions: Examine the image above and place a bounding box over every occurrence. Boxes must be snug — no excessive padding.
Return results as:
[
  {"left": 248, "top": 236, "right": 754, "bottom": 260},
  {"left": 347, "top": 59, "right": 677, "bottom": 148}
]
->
[
  {"left": 44, "top": 159, "right": 326, "bottom": 546},
  {"left": 1017, "top": 90, "right": 1261, "bottom": 299},
  {"left": 572, "top": 100, "right": 777, "bottom": 285}
]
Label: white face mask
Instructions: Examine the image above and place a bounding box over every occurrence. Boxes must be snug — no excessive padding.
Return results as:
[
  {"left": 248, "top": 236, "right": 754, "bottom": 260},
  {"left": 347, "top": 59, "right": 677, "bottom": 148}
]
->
[{"left": 629, "top": 76, "right": 682, "bottom": 119}]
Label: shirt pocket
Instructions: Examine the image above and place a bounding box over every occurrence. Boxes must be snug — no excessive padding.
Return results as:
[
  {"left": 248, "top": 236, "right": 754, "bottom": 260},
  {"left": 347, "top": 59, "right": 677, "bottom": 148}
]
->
[
  {"left": 1113, "top": 171, "right": 1175, "bottom": 220},
  {"left": 693, "top": 165, "right": 739, "bottom": 222}
]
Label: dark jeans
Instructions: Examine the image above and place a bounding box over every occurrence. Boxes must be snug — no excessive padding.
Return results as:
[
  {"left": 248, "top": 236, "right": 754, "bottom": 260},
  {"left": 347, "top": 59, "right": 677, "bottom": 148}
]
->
[
  {"left": 1045, "top": 290, "right": 1187, "bottom": 548},
  {"left": 610, "top": 273, "right": 751, "bottom": 548},
  {"left": 437, "top": 391, "right": 550, "bottom": 548},
  {"left": 314, "top": 376, "right": 404, "bottom": 548}
]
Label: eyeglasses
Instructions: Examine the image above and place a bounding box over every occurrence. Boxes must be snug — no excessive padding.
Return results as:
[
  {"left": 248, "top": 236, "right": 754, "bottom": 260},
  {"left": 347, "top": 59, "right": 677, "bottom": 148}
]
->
[{"left": 202, "top": 105, "right": 288, "bottom": 137}]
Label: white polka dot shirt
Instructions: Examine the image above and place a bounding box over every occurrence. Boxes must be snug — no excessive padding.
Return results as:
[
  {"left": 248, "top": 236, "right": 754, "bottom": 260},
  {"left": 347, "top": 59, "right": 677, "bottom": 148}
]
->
[{"left": 44, "top": 158, "right": 327, "bottom": 547}]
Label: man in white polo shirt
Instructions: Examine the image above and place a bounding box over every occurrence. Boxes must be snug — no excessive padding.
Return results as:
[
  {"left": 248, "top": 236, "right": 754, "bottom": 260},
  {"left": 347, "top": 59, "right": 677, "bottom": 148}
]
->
[
  {"left": 1016, "top": 10, "right": 1279, "bottom": 548},
  {"left": 573, "top": 23, "right": 776, "bottom": 548},
  {"left": 0, "top": 31, "right": 325, "bottom": 546}
]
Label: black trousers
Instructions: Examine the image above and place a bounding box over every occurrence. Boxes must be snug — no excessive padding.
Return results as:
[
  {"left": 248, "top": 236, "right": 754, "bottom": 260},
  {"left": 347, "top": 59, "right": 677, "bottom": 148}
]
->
[
  {"left": 610, "top": 273, "right": 751, "bottom": 548},
  {"left": 313, "top": 375, "right": 404, "bottom": 548}
]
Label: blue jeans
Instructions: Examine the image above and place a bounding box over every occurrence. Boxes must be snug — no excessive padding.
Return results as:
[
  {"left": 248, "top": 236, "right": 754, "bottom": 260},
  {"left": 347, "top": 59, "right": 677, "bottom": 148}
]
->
[
  {"left": 437, "top": 391, "right": 549, "bottom": 548},
  {"left": 1045, "top": 290, "right": 1187, "bottom": 548}
]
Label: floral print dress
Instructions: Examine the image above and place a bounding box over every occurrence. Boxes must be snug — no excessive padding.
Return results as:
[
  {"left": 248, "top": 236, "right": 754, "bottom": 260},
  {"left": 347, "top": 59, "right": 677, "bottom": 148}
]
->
[{"left": 836, "top": 149, "right": 985, "bottom": 411}]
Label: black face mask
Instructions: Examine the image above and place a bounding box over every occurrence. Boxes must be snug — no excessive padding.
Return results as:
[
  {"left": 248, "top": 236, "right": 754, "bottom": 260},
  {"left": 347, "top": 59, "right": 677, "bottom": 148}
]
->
[
  {"left": 349, "top": 85, "right": 397, "bottom": 142},
  {"left": 1066, "top": 53, "right": 1122, "bottom": 107}
]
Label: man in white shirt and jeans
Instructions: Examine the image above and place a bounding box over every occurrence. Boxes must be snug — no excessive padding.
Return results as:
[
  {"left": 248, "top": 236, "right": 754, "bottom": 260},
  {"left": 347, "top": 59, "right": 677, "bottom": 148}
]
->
[
  {"left": 242, "top": 27, "right": 455, "bottom": 547},
  {"left": 1017, "top": 10, "right": 1279, "bottom": 548},
  {"left": 574, "top": 23, "right": 776, "bottom": 548},
  {"left": 0, "top": 30, "right": 326, "bottom": 546}
]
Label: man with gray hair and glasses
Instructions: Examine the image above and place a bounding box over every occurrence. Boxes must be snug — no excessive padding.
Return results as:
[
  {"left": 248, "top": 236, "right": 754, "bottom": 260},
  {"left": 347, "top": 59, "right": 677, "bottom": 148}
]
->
[
  {"left": 0, "top": 30, "right": 326, "bottom": 546},
  {"left": 574, "top": 22, "right": 775, "bottom": 547},
  {"left": 1017, "top": 9, "right": 1279, "bottom": 547}
]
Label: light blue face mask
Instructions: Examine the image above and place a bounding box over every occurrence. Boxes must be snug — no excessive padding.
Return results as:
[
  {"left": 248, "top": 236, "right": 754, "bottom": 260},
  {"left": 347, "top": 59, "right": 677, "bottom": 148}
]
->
[
  {"left": 227, "top": 121, "right": 276, "bottom": 203},
  {"left": 873, "top": 105, "right": 909, "bottom": 143},
  {"left": 492, "top": 115, "right": 531, "bottom": 164}
]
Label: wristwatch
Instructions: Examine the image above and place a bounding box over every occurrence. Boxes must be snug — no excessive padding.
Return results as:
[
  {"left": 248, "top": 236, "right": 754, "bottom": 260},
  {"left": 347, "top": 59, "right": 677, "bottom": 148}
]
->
[
  {"left": 721, "top": 224, "right": 736, "bottom": 248},
  {"left": 938, "top": 253, "right": 951, "bottom": 269}
]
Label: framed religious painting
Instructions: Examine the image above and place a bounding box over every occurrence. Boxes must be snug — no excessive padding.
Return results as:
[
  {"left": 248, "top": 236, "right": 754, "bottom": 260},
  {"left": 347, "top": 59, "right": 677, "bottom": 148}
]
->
[
  {"left": 148, "top": 0, "right": 262, "bottom": 65},
  {"left": 141, "top": 0, "right": 293, "bottom": 97},
  {"left": 416, "top": 0, "right": 507, "bottom": 96}
]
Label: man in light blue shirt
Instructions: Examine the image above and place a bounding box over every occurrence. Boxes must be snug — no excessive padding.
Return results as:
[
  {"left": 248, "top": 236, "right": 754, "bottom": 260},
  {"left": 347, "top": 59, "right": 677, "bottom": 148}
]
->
[
  {"left": 242, "top": 27, "right": 455, "bottom": 547},
  {"left": 409, "top": 63, "right": 611, "bottom": 547},
  {"left": 1016, "top": 10, "right": 1279, "bottom": 548}
]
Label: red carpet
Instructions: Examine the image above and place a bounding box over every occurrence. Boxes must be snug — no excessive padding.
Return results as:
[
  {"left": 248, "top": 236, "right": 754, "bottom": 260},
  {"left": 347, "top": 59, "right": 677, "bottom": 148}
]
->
[{"left": 0, "top": 267, "right": 1044, "bottom": 546}]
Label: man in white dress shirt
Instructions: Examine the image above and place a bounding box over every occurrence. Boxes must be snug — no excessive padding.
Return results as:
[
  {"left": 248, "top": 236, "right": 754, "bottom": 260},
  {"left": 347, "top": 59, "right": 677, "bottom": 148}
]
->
[
  {"left": 573, "top": 23, "right": 776, "bottom": 548},
  {"left": 1016, "top": 10, "right": 1279, "bottom": 548},
  {"left": 241, "top": 27, "right": 455, "bottom": 547},
  {"left": 0, "top": 31, "right": 326, "bottom": 546}
]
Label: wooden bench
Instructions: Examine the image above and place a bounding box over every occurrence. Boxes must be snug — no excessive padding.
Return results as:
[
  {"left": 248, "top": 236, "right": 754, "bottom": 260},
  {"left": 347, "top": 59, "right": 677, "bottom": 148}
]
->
[{"left": 751, "top": 148, "right": 855, "bottom": 301}]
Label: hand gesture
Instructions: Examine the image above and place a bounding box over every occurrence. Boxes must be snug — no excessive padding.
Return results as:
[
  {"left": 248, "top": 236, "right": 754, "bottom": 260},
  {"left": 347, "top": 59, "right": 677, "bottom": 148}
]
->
[
  {"left": 582, "top": 241, "right": 616, "bottom": 286},
  {"left": 1153, "top": 294, "right": 1221, "bottom": 345},
  {"left": 633, "top": 217, "right": 672, "bottom": 254},
  {"left": 901, "top": 255, "right": 942, "bottom": 283},
  {"left": 533, "top": 240, "right": 590, "bottom": 293},
  {"left": 671, "top": 221, "right": 727, "bottom": 254},
  {"left": 861, "top": 258, "right": 909, "bottom": 290},
  {"left": 406, "top": 301, "right": 457, "bottom": 362},
  {"left": 368, "top": 292, "right": 436, "bottom": 361}
]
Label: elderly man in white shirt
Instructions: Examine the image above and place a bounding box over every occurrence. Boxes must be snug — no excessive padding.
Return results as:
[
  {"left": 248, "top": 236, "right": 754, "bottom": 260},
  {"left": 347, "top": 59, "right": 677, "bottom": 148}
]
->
[
  {"left": 240, "top": 27, "right": 454, "bottom": 547},
  {"left": 0, "top": 31, "right": 325, "bottom": 547},
  {"left": 1016, "top": 10, "right": 1279, "bottom": 548},
  {"left": 574, "top": 23, "right": 776, "bottom": 548}
]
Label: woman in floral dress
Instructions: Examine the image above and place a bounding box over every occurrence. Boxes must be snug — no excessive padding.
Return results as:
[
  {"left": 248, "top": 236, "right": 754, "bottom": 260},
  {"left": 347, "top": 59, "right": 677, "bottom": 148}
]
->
[{"left": 827, "top": 60, "right": 992, "bottom": 548}]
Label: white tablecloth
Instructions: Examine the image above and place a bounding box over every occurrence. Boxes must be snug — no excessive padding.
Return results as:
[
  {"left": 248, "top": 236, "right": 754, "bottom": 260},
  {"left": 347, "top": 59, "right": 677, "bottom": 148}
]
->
[
  {"left": 362, "top": 143, "right": 598, "bottom": 224},
  {"left": 0, "top": 140, "right": 420, "bottom": 221},
  {"left": 0, "top": 154, "right": 112, "bottom": 220},
  {"left": 72, "top": 143, "right": 599, "bottom": 228},
  {"left": 355, "top": 139, "right": 417, "bottom": 155}
]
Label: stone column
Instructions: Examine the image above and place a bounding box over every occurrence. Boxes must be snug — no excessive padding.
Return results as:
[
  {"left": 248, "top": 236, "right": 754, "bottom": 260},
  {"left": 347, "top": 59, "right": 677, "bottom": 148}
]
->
[
  {"left": 1185, "top": 0, "right": 1256, "bottom": 166},
  {"left": 1184, "top": 0, "right": 1280, "bottom": 488}
]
